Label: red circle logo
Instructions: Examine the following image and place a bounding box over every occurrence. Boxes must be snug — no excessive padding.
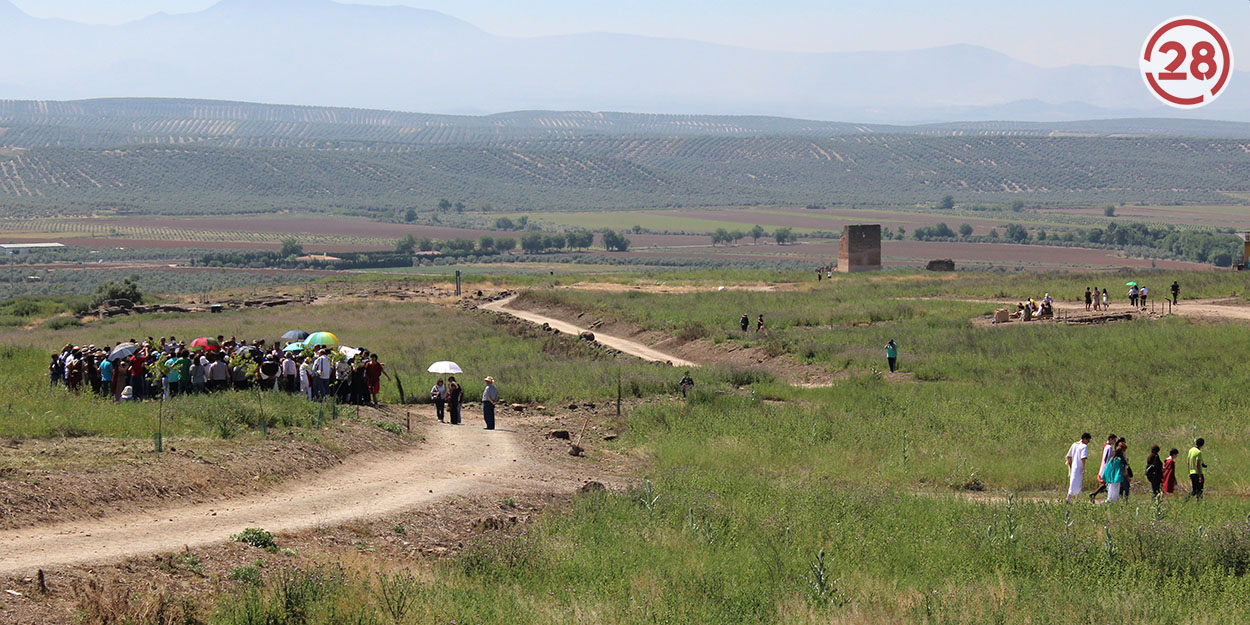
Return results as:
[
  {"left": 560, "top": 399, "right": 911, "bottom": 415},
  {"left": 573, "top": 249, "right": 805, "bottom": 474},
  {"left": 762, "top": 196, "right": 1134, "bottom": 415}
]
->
[{"left": 1140, "top": 16, "right": 1233, "bottom": 108}]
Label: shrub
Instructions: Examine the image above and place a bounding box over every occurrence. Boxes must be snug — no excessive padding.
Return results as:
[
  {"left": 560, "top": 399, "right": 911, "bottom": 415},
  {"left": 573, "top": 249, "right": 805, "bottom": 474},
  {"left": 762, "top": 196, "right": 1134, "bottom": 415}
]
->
[
  {"left": 232, "top": 527, "right": 277, "bottom": 551},
  {"left": 42, "top": 316, "right": 82, "bottom": 330}
]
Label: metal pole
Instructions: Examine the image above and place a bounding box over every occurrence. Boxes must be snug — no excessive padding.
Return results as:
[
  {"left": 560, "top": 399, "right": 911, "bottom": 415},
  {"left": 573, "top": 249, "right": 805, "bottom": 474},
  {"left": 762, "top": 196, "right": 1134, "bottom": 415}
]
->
[{"left": 455, "top": 270, "right": 461, "bottom": 296}]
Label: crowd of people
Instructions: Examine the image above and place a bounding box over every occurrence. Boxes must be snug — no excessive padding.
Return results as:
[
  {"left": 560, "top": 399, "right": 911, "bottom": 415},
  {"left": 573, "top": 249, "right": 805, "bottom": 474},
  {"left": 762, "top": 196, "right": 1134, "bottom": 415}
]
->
[
  {"left": 1066, "top": 433, "right": 1207, "bottom": 503},
  {"left": 48, "top": 336, "right": 391, "bottom": 406}
]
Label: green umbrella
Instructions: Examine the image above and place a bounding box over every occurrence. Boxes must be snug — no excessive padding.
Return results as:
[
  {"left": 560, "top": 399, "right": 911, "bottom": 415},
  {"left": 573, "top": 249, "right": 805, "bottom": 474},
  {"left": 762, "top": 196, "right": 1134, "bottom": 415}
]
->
[{"left": 1126, "top": 281, "right": 1138, "bottom": 287}]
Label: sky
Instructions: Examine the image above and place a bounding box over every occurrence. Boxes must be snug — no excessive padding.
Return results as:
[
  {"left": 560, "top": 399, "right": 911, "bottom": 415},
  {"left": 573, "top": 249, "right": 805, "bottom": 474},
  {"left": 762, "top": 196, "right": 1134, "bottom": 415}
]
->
[{"left": 11, "top": 0, "right": 1250, "bottom": 69}]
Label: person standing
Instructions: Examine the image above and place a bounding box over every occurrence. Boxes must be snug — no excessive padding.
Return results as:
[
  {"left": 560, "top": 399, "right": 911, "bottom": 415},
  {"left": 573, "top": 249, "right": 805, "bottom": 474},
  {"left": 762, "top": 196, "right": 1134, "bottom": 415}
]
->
[
  {"left": 1065, "top": 433, "right": 1091, "bottom": 503},
  {"left": 364, "top": 353, "right": 389, "bottom": 405},
  {"left": 1145, "top": 445, "right": 1164, "bottom": 497},
  {"left": 1128, "top": 285, "right": 1138, "bottom": 308},
  {"left": 678, "top": 371, "right": 695, "bottom": 397},
  {"left": 447, "top": 376, "right": 463, "bottom": 425},
  {"left": 885, "top": 339, "right": 899, "bottom": 373},
  {"left": 1084, "top": 287, "right": 1092, "bottom": 311},
  {"left": 312, "top": 349, "right": 333, "bottom": 400},
  {"left": 1170, "top": 281, "right": 1180, "bottom": 305},
  {"left": 740, "top": 314, "right": 749, "bottom": 333},
  {"left": 1089, "top": 433, "right": 1117, "bottom": 503},
  {"left": 430, "top": 378, "right": 447, "bottom": 422},
  {"left": 1162, "top": 448, "right": 1179, "bottom": 494},
  {"left": 190, "top": 353, "right": 207, "bottom": 394},
  {"left": 1101, "top": 288, "right": 1109, "bottom": 310},
  {"left": 281, "top": 353, "right": 298, "bottom": 393},
  {"left": 482, "top": 376, "right": 498, "bottom": 430},
  {"left": 1186, "top": 438, "right": 1206, "bottom": 501},
  {"left": 756, "top": 314, "right": 766, "bottom": 333},
  {"left": 99, "top": 357, "right": 114, "bottom": 398},
  {"left": 1139, "top": 285, "right": 1148, "bottom": 310},
  {"left": 1119, "top": 439, "right": 1133, "bottom": 502}
]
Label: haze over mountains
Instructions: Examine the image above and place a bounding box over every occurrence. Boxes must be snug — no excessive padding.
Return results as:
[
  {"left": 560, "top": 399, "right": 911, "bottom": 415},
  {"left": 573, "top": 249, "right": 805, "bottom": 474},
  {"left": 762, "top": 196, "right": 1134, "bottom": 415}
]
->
[{"left": 2, "top": 0, "right": 1248, "bottom": 123}]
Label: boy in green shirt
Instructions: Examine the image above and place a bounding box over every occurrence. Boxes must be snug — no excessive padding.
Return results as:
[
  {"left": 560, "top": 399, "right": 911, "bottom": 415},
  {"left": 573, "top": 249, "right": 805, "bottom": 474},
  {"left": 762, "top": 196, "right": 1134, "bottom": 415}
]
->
[{"left": 1186, "top": 438, "right": 1206, "bottom": 501}]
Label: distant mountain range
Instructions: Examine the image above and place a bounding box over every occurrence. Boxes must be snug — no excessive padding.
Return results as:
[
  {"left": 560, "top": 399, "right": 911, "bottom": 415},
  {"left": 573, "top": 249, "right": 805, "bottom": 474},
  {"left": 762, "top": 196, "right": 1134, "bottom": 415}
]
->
[{"left": 1, "top": 0, "right": 1247, "bottom": 123}]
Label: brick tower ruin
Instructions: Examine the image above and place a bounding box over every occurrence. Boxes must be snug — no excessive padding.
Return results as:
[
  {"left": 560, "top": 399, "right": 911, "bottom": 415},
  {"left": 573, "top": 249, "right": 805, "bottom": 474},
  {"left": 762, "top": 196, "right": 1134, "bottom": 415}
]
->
[{"left": 837, "top": 224, "right": 882, "bottom": 272}]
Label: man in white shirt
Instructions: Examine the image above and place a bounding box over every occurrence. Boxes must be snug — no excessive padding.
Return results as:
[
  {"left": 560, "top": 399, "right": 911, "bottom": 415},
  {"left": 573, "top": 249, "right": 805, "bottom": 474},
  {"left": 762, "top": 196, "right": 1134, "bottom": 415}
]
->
[
  {"left": 312, "top": 350, "right": 333, "bottom": 400},
  {"left": 1065, "top": 433, "right": 1091, "bottom": 503},
  {"left": 280, "top": 354, "right": 298, "bottom": 393}
]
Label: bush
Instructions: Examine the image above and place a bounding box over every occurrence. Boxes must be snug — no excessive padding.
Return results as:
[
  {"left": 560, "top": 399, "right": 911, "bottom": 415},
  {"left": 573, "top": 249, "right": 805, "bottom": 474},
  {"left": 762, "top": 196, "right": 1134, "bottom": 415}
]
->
[
  {"left": 232, "top": 527, "right": 277, "bottom": 551},
  {"left": 42, "top": 316, "right": 82, "bottom": 330}
]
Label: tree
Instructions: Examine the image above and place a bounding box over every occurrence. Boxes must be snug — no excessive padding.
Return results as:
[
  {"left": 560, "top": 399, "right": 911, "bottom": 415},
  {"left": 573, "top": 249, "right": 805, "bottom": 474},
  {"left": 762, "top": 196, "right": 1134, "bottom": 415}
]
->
[
  {"left": 1005, "top": 223, "right": 1029, "bottom": 242},
  {"left": 279, "top": 238, "right": 303, "bottom": 257},
  {"left": 958, "top": 223, "right": 974, "bottom": 238},
  {"left": 92, "top": 278, "right": 143, "bottom": 307},
  {"left": 774, "top": 227, "right": 796, "bottom": 245},
  {"left": 932, "top": 222, "right": 955, "bottom": 238},
  {"left": 417, "top": 237, "right": 434, "bottom": 252},
  {"left": 1104, "top": 205, "right": 1117, "bottom": 217},
  {"left": 403, "top": 208, "right": 418, "bottom": 222},
  {"left": 395, "top": 234, "right": 417, "bottom": 254},
  {"left": 478, "top": 235, "right": 494, "bottom": 251},
  {"left": 730, "top": 230, "right": 746, "bottom": 245},
  {"left": 712, "top": 228, "right": 731, "bottom": 246},
  {"left": 938, "top": 195, "right": 955, "bottom": 210},
  {"left": 632, "top": 225, "right": 643, "bottom": 234},
  {"left": 496, "top": 237, "right": 517, "bottom": 253},
  {"left": 521, "top": 232, "right": 544, "bottom": 254},
  {"left": 897, "top": 226, "right": 906, "bottom": 238},
  {"left": 454, "top": 202, "right": 465, "bottom": 213},
  {"left": 437, "top": 198, "right": 452, "bottom": 212},
  {"left": 518, "top": 216, "right": 529, "bottom": 228},
  {"left": 1010, "top": 199, "right": 1026, "bottom": 212},
  {"left": 750, "top": 224, "right": 766, "bottom": 244},
  {"left": 1037, "top": 230, "right": 1047, "bottom": 241},
  {"left": 988, "top": 228, "right": 999, "bottom": 239},
  {"left": 602, "top": 230, "right": 631, "bottom": 252},
  {"left": 567, "top": 230, "right": 594, "bottom": 249},
  {"left": 495, "top": 217, "right": 515, "bottom": 230}
]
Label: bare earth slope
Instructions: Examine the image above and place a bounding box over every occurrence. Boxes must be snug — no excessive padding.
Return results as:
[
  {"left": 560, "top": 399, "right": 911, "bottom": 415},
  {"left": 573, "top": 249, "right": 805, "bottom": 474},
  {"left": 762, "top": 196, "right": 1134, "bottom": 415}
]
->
[{"left": 0, "top": 414, "right": 574, "bottom": 575}]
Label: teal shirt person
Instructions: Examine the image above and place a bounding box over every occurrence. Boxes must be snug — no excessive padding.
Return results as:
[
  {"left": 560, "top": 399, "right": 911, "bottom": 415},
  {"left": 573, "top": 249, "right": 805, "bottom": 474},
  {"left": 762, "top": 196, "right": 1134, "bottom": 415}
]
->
[
  {"left": 100, "top": 359, "right": 114, "bottom": 383},
  {"left": 1101, "top": 456, "right": 1125, "bottom": 484},
  {"left": 885, "top": 342, "right": 898, "bottom": 359}
]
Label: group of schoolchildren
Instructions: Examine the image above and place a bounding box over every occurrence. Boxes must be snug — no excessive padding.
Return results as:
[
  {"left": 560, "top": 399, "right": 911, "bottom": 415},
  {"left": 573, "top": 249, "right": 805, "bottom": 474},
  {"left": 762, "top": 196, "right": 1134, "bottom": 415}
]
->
[
  {"left": 49, "top": 336, "right": 390, "bottom": 405},
  {"left": 1066, "top": 432, "right": 1207, "bottom": 503}
]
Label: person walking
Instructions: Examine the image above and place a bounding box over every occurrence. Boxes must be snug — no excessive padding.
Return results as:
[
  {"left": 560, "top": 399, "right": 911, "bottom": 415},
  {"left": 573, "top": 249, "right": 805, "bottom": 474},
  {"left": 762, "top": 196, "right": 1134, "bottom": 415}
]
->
[
  {"left": 1101, "top": 288, "right": 1109, "bottom": 310},
  {"left": 1089, "top": 433, "right": 1117, "bottom": 503},
  {"left": 756, "top": 314, "right": 766, "bottom": 333},
  {"left": 885, "top": 339, "right": 899, "bottom": 373},
  {"left": 1091, "top": 288, "right": 1100, "bottom": 311},
  {"left": 1170, "top": 281, "right": 1180, "bottom": 306},
  {"left": 1084, "top": 287, "right": 1092, "bottom": 311},
  {"left": 1100, "top": 442, "right": 1127, "bottom": 502},
  {"left": 1118, "top": 439, "right": 1133, "bottom": 502},
  {"left": 1145, "top": 445, "right": 1164, "bottom": 497},
  {"left": 430, "top": 378, "right": 447, "bottom": 422},
  {"left": 1139, "top": 285, "right": 1148, "bottom": 310},
  {"left": 740, "top": 314, "right": 749, "bottom": 333},
  {"left": 1162, "top": 448, "right": 1179, "bottom": 494},
  {"left": 447, "top": 376, "right": 463, "bottom": 425},
  {"left": 1186, "top": 438, "right": 1206, "bottom": 501},
  {"left": 482, "top": 376, "right": 498, "bottom": 430},
  {"left": 1065, "top": 433, "right": 1091, "bottom": 503},
  {"left": 678, "top": 371, "right": 695, "bottom": 397}
]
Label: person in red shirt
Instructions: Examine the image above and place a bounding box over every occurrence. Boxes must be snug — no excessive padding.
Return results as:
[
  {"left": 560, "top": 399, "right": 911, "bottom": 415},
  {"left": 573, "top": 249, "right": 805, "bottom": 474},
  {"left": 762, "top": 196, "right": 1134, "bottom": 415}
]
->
[
  {"left": 129, "top": 348, "right": 149, "bottom": 400},
  {"left": 364, "top": 353, "right": 390, "bottom": 405},
  {"left": 1162, "top": 448, "right": 1179, "bottom": 494}
]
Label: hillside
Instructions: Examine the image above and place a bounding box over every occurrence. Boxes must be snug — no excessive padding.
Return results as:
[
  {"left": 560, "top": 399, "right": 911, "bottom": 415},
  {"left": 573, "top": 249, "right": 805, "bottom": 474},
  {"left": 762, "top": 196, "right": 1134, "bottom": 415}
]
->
[{"left": 2, "top": 99, "right": 1250, "bottom": 215}]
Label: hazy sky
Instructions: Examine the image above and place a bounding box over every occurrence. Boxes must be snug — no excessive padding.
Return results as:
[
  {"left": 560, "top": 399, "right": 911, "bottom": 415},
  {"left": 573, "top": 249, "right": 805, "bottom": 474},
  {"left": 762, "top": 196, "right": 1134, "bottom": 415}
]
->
[{"left": 12, "top": 0, "right": 1250, "bottom": 69}]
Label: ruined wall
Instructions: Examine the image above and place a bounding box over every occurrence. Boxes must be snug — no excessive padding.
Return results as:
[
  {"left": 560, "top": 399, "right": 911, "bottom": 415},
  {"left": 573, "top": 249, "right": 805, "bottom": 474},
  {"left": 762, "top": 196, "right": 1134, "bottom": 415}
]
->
[{"left": 837, "top": 224, "right": 881, "bottom": 273}]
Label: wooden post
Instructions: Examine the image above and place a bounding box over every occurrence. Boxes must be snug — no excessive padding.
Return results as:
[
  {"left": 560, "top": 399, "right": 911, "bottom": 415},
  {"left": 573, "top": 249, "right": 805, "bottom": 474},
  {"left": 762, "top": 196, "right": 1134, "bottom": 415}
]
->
[
  {"left": 155, "top": 395, "right": 164, "bottom": 453},
  {"left": 406, "top": 410, "right": 411, "bottom": 433}
]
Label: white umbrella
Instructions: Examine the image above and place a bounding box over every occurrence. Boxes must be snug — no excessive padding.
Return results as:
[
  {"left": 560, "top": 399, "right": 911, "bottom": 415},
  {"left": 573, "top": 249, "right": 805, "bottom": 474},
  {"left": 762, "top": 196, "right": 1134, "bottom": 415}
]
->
[
  {"left": 338, "top": 345, "right": 362, "bottom": 360},
  {"left": 427, "top": 361, "right": 463, "bottom": 374},
  {"left": 109, "top": 343, "right": 139, "bottom": 360}
]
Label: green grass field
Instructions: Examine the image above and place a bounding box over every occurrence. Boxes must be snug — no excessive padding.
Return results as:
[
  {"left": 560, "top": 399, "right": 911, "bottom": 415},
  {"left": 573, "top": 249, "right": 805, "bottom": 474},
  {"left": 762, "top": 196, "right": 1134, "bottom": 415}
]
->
[{"left": 11, "top": 269, "right": 1250, "bottom": 622}]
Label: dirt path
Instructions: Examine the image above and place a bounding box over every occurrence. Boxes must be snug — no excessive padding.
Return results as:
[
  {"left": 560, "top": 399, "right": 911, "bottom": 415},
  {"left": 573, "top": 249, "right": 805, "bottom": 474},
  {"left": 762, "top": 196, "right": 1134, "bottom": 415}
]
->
[
  {"left": 482, "top": 296, "right": 696, "bottom": 367},
  {"left": 1170, "top": 298, "right": 1250, "bottom": 322},
  {"left": 0, "top": 416, "right": 571, "bottom": 576}
]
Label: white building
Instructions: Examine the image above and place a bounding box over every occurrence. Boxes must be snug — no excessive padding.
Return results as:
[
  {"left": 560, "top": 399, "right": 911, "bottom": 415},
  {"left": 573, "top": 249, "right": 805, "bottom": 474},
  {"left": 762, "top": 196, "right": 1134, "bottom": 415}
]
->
[{"left": 1, "top": 243, "right": 65, "bottom": 255}]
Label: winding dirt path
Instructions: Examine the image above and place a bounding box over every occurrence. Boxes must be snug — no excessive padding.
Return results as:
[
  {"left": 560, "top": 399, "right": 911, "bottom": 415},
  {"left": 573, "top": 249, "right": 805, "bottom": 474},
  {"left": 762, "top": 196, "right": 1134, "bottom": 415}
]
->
[
  {"left": 482, "top": 296, "right": 696, "bottom": 368},
  {"left": 0, "top": 417, "right": 569, "bottom": 576}
]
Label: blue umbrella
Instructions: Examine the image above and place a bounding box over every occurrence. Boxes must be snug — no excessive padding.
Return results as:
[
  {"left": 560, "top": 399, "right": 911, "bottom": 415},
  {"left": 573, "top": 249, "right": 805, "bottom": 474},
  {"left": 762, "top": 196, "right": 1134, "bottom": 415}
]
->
[
  {"left": 283, "top": 342, "right": 305, "bottom": 352},
  {"left": 282, "top": 330, "right": 310, "bottom": 341}
]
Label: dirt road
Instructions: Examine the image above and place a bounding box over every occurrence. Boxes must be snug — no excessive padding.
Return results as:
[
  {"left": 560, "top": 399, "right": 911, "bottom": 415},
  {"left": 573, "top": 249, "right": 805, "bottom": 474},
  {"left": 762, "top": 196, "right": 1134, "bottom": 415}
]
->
[
  {"left": 482, "top": 296, "right": 696, "bottom": 368},
  {"left": 0, "top": 418, "right": 572, "bottom": 576}
]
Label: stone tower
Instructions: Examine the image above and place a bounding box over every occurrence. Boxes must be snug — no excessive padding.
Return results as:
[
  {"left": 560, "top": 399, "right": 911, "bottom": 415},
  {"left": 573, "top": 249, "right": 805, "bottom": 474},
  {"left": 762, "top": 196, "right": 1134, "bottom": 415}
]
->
[{"left": 837, "top": 224, "right": 881, "bottom": 273}]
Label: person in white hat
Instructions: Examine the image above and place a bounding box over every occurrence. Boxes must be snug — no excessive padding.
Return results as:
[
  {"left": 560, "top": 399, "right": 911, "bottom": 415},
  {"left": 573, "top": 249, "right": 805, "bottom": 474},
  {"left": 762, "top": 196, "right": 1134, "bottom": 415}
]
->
[{"left": 482, "top": 376, "right": 498, "bottom": 430}]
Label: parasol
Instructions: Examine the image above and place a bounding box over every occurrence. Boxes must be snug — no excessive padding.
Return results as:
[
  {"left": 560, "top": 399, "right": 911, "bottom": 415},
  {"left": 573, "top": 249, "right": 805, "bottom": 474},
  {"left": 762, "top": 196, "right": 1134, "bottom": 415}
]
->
[
  {"left": 305, "top": 331, "right": 340, "bottom": 347},
  {"left": 427, "top": 361, "right": 463, "bottom": 374}
]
